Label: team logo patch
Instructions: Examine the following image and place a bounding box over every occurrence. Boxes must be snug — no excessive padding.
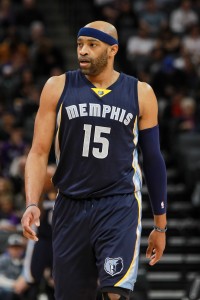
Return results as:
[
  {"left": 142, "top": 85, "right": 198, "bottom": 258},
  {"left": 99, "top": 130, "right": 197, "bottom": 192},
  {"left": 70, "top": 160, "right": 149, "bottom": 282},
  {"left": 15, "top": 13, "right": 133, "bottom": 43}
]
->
[
  {"left": 104, "top": 257, "right": 124, "bottom": 276},
  {"left": 91, "top": 88, "right": 112, "bottom": 98}
]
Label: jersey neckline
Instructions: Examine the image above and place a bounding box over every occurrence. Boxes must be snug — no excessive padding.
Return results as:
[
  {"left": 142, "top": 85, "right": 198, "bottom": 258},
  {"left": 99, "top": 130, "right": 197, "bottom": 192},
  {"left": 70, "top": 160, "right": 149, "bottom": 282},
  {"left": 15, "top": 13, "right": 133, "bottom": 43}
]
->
[{"left": 79, "top": 69, "right": 124, "bottom": 90}]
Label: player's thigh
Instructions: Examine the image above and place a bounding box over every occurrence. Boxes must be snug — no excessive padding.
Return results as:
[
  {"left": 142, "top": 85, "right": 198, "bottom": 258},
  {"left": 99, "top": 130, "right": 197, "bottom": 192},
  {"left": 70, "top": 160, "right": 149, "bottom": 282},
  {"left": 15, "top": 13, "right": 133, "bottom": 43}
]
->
[
  {"left": 92, "top": 192, "right": 142, "bottom": 292},
  {"left": 52, "top": 194, "right": 98, "bottom": 300}
]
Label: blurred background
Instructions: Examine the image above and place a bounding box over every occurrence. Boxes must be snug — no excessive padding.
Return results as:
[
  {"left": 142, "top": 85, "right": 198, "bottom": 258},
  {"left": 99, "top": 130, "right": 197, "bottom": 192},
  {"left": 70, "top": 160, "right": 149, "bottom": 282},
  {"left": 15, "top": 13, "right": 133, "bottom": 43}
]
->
[{"left": 0, "top": 0, "right": 200, "bottom": 299}]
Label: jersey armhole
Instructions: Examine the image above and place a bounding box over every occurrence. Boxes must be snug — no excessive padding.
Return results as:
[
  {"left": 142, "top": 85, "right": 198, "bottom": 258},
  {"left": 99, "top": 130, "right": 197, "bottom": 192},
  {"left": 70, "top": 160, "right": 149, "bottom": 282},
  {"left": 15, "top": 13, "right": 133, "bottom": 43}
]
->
[
  {"left": 134, "top": 78, "right": 139, "bottom": 120},
  {"left": 56, "top": 72, "right": 68, "bottom": 113}
]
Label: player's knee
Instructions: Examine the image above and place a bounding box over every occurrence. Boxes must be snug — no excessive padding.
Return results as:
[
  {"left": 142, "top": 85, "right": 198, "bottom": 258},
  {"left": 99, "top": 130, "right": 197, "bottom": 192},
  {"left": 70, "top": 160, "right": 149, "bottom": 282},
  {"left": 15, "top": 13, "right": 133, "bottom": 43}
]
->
[{"left": 102, "top": 292, "right": 129, "bottom": 300}]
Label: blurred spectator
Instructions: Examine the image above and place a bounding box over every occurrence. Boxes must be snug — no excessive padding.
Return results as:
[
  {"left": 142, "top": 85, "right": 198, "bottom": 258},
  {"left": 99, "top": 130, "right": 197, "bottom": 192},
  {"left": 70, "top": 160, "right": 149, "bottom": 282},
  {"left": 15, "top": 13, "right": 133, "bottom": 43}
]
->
[
  {"left": 93, "top": 0, "right": 118, "bottom": 22},
  {"left": 12, "top": 98, "right": 25, "bottom": 123},
  {"left": 160, "top": 92, "right": 199, "bottom": 150},
  {"left": 93, "top": 0, "right": 114, "bottom": 5},
  {"left": 16, "top": 0, "right": 44, "bottom": 42},
  {"left": 115, "top": 0, "right": 138, "bottom": 72},
  {"left": 169, "top": 0, "right": 198, "bottom": 35},
  {"left": 0, "top": 111, "right": 17, "bottom": 141},
  {"left": 32, "top": 39, "right": 64, "bottom": 79},
  {"left": 0, "top": 64, "right": 21, "bottom": 108},
  {"left": 96, "top": 2, "right": 119, "bottom": 26},
  {"left": 18, "top": 85, "right": 40, "bottom": 142},
  {"left": 116, "top": 0, "right": 138, "bottom": 40},
  {"left": 9, "top": 147, "right": 29, "bottom": 181},
  {"left": 0, "top": 193, "right": 21, "bottom": 232},
  {"left": 0, "top": 126, "right": 27, "bottom": 176},
  {"left": 0, "top": 176, "right": 20, "bottom": 243},
  {"left": 132, "top": 0, "right": 146, "bottom": 14},
  {"left": 0, "top": 25, "right": 29, "bottom": 70},
  {"left": 0, "top": 234, "right": 26, "bottom": 300},
  {"left": 126, "top": 25, "right": 157, "bottom": 74},
  {"left": 0, "top": 0, "right": 16, "bottom": 30},
  {"left": 193, "top": 0, "right": 200, "bottom": 19},
  {"left": 16, "top": 0, "right": 44, "bottom": 27},
  {"left": 182, "top": 24, "right": 200, "bottom": 64},
  {"left": 0, "top": 177, "right": 13, "bottom": 196},
  {"left": 164, "top": 91, "right": 186, "bottom": 119},
  {"left": 157, "top": 26, "right": 182, "bottom": 56},
  {"left": 176, "top": 97, "right": 199, "bottom": 133},
  {"left": 148, "top": 46, "right": 165, "bottom": 76},
  {"left": 116, "top": 0, "right": 138, "bottom": 45},
  {"left": 174, "top": 52, "right": 199, "bottom": 96},
  {"left": 18, "top": 67, "right": 35, "bottom": 95},
  {"left": 21, "top": 85, "right": 39, "bottom": 116},
  {"left": 28, "top": 21, "right": 45, "bottom": 53},
  {"left": 27, "top": 21, "right": 64, "bottom": 79},
  {"left": 155, "top": 0, "right": 180, "bottom": 12},
  {"left": 151, "top": 55, "right": 188, "bottom": 99},
  {"left": 138, "top": 0, "right": 167, "bottom": 36},
  {"left": 8, "top": 144, "right": 30, "bottom": 209}
]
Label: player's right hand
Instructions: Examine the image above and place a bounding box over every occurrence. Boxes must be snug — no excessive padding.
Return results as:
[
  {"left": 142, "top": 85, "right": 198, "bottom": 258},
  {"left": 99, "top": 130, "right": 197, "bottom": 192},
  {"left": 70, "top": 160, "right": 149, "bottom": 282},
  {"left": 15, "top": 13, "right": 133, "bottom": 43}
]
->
[{"left": 21, "top": 206, "right": 40, "bottom": 241}]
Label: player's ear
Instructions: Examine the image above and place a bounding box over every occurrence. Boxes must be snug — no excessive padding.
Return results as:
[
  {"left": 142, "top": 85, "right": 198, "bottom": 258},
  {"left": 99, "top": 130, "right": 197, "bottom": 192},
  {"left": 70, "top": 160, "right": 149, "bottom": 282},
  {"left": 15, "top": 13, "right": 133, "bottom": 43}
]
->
[{"left": 109, "top": 45, "right": 118, "bottom": 56}]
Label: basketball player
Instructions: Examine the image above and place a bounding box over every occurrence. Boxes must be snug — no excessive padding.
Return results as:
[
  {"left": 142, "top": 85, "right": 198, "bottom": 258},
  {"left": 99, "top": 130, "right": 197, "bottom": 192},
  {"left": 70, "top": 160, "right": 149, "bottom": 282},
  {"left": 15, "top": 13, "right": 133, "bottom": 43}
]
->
[{"left": 21, "top": 21, "right": 167, "bottom": 300}]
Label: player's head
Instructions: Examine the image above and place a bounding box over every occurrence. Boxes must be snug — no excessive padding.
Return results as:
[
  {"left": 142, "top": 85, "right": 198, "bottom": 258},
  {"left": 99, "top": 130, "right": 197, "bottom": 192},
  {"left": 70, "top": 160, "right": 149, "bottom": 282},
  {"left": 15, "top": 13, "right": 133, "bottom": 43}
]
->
[{"left": 77, "top": 21, "right": 118, "bottom": 76}]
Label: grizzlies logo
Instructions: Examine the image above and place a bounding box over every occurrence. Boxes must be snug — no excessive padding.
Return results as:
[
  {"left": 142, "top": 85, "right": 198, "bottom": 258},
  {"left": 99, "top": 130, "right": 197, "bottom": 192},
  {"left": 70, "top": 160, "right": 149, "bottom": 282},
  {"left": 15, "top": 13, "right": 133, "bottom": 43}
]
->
[
  {"left": 98, "top": 90, "right": 104, "bottom": 96},
  {"left": 104, "top": 257, "right": 124, "bottom": 276}
]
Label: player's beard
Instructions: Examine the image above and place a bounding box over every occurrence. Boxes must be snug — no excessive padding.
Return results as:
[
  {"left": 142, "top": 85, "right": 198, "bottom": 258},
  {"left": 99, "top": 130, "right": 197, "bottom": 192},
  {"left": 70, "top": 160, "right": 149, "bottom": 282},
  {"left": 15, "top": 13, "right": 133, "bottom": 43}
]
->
[{"left": 80, "top": 49, "right": 108, "bottom": 76}]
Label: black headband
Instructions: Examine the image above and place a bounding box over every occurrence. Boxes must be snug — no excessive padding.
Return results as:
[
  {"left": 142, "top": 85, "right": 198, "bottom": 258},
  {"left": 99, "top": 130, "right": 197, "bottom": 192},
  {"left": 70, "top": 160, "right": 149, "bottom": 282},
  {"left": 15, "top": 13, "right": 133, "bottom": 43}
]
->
[{"left": 77, "top": 27, "right": 118, "bottom": 45}]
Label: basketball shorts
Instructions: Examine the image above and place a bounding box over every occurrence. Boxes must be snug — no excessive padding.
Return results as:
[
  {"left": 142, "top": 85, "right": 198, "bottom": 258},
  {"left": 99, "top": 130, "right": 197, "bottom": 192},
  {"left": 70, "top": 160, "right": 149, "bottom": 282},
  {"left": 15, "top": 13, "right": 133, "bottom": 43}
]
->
[{"left": 52, "top": 191, "right": 142, "bottom": 300}]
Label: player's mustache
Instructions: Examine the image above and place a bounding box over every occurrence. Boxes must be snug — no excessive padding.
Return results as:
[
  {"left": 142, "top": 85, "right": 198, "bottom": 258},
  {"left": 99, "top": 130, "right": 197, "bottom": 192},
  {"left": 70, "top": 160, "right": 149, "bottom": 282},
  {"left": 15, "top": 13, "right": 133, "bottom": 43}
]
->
[{"left": 78, "top": 57, "right": 91, "bottom": 62}]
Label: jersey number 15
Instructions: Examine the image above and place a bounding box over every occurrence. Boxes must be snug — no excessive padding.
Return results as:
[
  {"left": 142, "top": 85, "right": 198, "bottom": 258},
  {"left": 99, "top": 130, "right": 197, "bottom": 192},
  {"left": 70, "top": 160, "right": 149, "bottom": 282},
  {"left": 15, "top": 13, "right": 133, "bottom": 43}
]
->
[{"left": 82, "top": 124, "right": 111, "bottom": 159}]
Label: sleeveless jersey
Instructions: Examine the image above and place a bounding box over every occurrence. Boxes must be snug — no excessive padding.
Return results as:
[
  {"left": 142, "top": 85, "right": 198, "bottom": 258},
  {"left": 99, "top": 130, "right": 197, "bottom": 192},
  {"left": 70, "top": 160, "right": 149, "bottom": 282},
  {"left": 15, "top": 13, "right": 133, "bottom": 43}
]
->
[{"left": 52, "top": 70, "right": 142, "bottom": 198}]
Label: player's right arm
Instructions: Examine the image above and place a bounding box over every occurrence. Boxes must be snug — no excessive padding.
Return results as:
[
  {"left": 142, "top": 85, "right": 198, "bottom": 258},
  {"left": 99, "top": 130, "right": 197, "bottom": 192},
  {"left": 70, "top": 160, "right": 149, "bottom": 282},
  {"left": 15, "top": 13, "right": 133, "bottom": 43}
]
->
[{"left": 21, "top": 74, "right": 65, "bottom": 241}]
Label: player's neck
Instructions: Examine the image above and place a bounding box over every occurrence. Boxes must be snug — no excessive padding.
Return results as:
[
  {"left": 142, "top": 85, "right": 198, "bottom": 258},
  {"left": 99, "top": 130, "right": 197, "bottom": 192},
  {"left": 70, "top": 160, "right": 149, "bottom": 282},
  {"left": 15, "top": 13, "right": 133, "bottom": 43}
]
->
[{"left": 86, "top": 70, "right": 120, "bottom": 89}]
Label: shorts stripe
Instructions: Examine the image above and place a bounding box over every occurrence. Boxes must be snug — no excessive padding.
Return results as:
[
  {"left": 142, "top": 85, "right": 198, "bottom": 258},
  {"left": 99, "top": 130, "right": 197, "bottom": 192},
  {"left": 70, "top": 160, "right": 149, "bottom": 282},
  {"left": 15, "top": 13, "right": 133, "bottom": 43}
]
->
[{"left": 114, "top": 190, "right": 142, "bottom": 289}]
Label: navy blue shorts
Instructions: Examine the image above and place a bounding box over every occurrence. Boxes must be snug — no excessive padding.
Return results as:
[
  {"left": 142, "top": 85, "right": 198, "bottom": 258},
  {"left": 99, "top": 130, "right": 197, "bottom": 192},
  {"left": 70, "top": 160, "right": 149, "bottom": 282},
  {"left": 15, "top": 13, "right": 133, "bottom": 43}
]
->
[{"left": 52, "top": 192, "right": 142, "bottom": 300}]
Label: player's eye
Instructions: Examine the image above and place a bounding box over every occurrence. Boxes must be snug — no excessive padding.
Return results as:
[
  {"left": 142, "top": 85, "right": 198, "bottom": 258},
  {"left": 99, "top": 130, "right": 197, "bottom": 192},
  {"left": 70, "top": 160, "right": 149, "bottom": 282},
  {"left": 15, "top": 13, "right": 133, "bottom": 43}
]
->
[{"left": 90, "top": 43, "right": 97, "bottom": 47}]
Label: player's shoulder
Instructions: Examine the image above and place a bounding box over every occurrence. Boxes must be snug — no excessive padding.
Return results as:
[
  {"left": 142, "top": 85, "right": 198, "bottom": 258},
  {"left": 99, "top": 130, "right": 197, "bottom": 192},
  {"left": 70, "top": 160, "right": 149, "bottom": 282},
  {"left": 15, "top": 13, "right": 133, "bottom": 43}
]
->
[
  {"left": 45, "top": 73, "right": 66, "bottom": 91},
  {"left": 138, "top": 81, "right": 154, "bottom": 95},
  {"left": 40, "top": 73, "right": 67, "bottom": 107},
  {"left": 138, "top": 80, "right": 156, "bottom": 103},
  {"left": 138, "top": 81, "right": 157, "bottom": 116}
]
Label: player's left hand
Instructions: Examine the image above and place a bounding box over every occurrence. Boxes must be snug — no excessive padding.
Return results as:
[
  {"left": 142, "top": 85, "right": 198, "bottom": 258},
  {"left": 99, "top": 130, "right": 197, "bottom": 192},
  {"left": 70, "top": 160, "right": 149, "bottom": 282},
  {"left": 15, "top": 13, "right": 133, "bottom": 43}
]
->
[
  {"left": 146, "top": 229, "right": 166, "bottom": 266},
  {"left": 21, "top": 206, "right": 40, "bottom": 241}
]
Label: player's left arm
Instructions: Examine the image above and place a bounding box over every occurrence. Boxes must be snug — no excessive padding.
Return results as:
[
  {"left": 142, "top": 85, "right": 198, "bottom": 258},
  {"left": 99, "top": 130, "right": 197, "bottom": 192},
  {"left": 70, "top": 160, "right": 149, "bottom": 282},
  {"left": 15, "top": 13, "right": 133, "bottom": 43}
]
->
[{"left": 138, "top": 81, "right": 167, "bottom": 266}]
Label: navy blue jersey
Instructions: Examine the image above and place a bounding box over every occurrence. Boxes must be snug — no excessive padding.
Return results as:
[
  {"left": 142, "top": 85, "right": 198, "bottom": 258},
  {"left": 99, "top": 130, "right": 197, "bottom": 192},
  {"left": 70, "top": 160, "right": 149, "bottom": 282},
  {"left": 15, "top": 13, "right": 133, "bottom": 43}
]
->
[{"left": 52, "top": 70, "right": 142, "bottom": 198}]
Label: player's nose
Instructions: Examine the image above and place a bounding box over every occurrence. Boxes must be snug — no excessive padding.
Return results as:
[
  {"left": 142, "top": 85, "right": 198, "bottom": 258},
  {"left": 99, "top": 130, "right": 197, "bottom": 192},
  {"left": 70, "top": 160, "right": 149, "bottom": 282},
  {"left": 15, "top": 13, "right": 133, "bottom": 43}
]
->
[{"left": 79, "top": 45, "right": 89, "bottom": 56}]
